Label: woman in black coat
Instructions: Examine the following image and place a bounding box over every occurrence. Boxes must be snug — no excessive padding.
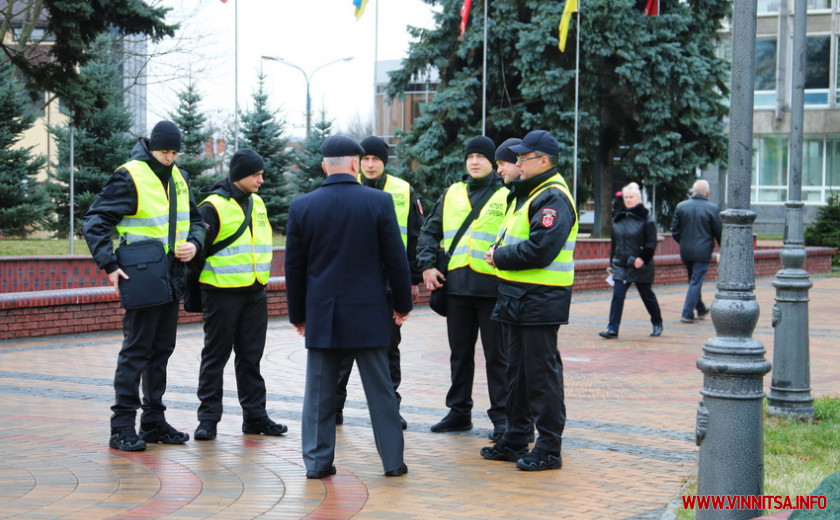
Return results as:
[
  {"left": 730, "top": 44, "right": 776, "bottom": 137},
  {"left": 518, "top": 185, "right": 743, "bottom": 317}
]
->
[{"left": 599, "top": 182, "right": 663, "bottom": 339}]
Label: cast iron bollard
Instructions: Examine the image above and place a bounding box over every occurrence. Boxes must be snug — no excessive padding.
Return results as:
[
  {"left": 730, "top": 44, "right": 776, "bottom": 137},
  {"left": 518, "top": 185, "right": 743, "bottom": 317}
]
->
[
  {"left": 767, "top": 0, "right": 814, "bottom": 420},
  {"left": 694, "top": 0, "right": 772, "bottom": 518}
]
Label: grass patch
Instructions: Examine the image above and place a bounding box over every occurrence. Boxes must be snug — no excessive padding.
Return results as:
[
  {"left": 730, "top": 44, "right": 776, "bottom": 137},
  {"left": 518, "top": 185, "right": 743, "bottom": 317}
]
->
[
  {"left": 0, "top": 236, "right": 287, "bottom": 256},
  {"left": 0, "top": 238, "right": 89, "bottom": 256},
  {"left": 676, "top": 397, "right": 840, "bottom": 519}
]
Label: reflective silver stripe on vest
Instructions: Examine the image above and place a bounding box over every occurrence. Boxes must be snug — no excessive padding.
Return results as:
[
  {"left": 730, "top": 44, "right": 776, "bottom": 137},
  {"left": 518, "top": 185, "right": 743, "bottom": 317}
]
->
[
  {"left": 443, "top": 229, "right": 458, "bottom": 240},
  {"left": 505, "top": 235, "right": 576, "bottom": 252},
  {"left": 471, "top": 230, "right": 497, "bottom": 242},
  {"left": 543, "top": 260, "right": 575, "bottom": 272},
  {"left": 213, "top": 244, "right": 255, "bottom": 257},
  {"left": 203, "top": 262, "right": 272, "bottom": 275},
  {"left": 452, "top": 244, "right": 469, "bottom": 257},
  {"left": 212, "top": 244, "right": 273, "bottom": 257},
  {"left": 398, "top": 224, "right": 407, "bottom": 235},
  {"left": 120, "top": 215, "right": 170, "bottom": 228},
  {"left": 470, "top": 249, "right": 488, "bottom": 261},
  {"left": 123, "top": 235, "right": 168, "bottom": 247}
]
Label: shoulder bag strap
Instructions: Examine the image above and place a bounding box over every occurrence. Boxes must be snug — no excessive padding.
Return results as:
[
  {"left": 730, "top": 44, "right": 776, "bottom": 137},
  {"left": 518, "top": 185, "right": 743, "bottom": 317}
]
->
[
  {"left": 168, "top": 176, "right": 177, "bottom": 254},
  {"left": 207, "top": 196, "right": 254, "bottom": 257},
  {"left": 446, "top": 184, "right": 497, "bottom": 258}
]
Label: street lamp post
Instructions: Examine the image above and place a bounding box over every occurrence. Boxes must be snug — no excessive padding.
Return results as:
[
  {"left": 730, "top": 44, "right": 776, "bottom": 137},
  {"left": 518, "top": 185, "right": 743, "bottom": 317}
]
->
[{"left": 261, "top": 55, "right": 354, "bottom": 137}]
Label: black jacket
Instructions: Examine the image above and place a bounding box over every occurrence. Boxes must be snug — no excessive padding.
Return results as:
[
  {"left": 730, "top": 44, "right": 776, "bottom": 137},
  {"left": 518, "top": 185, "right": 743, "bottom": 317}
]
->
[
  {"left": 416, "top": 172, "right": 505, "bottom": 298},
  {"left": 670, "top": 195, "right": 722, "bottom": 262},
  {"left": 610, "top": 203, "right": 657, "bottom": 284},
  {"left": 82, "top": 138, "right": 206, "bottom": 300},
  {"left": 491, "top": 168, "right": 577, "bottom": 325},
  {"left": 361, "top": 173, "right": 423, "bottom": 285}
]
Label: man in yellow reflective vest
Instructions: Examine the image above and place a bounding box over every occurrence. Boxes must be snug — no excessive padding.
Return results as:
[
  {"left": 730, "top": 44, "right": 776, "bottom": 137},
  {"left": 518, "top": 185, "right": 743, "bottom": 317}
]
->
[
  {"left": 335, "top": 136, "right": 423, "bottom": 429},
  {"left": 418, "top": 136, "right": 509, "bottom": 439},
  {"left": 495, "top": 138, "right": 524, "bottom": 186},
  {"left": 480, "top": 130, "right": 577, "bottom": 472},
  {"left": 193, "top": 149, "right": 287, "bottom": 441},
  {"left": 83, "top": 120, "right": 206, "bottom": 452}
]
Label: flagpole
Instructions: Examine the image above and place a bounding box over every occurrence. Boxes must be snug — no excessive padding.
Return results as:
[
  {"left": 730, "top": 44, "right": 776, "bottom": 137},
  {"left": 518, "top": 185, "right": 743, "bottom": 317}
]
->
[
  {"left": 234, "top": 0, "right": 239, "bottom": 150},
  {"left": 572, "top": 9, "right": 580, "bottom": 206},
  {"left": 481, "top": 0, "right": 487, "bottom": 135},
  {"left": 373, "top": 0, "right": 379, "bottom": 136}
]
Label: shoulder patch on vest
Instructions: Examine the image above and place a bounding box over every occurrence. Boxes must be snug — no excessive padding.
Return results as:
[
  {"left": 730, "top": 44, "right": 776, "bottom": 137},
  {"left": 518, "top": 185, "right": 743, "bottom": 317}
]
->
[{"left": 540, "top": 208, "right": 557, "bottom": 228}]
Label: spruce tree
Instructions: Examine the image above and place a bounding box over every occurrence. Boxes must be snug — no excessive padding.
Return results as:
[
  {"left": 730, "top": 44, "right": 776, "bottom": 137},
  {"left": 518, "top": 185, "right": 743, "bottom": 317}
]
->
[
  {"left": 289, "top": 110, "right": 334, "bottom": 197},
  {"left": 0, "top": 61, "right": 51, "bottom": 237},
  {"left": 388, "top": 0, "right": 729, "bottom": 233},
  {"left": 170, "top": 79, "right": 219, "bottom": 200},
  {"left": 46, "top": 35, "right": 134, "bottom": 238},
  {"left": 240, "top": 71, "right": 293, "bottom": 234}
]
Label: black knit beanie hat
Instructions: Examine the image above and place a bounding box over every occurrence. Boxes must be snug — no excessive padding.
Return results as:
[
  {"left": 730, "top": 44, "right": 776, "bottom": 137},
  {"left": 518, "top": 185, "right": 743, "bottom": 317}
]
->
[
  {"left": 495, "top": 138, "right": 522, "bottom": 164},
  {"left": 149, "top": 120, "right": 182, "bottom": 152},
  {"left": 229, "top": 148, "right": 265, "bottom": 182},
  {"left": 464, "top": 136, "right": 496, "bottom": 164},
  {"left": 360, "top": 136, "right": 390, "bottom": 165}
]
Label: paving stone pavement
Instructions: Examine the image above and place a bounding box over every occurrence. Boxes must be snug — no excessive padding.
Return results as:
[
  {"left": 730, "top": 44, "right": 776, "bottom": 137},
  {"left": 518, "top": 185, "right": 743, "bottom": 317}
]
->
[{"left": 1, "top": 274, "right": 838, "bottom": 519}]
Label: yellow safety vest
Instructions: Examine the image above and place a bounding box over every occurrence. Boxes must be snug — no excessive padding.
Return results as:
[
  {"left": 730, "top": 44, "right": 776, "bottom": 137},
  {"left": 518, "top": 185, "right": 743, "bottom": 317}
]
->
[
  {"left": 115, "top": 160, "right": 190, "bottom": 252},
  {"left": 496, "top": 174, "right": 578, "bottom": 286},
  {"left": 358, "top": 174, "right": 411, "bottom": 247},
  {"left": 442, "top": 182, "right": 509, "bottom": 276},
  {"left": 199, "top": 194, "right": 273, "bottom": 288}
]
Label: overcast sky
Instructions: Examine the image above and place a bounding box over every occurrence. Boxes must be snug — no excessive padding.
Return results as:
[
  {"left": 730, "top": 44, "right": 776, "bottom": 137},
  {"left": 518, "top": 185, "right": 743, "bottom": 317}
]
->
[{"left": 147, "top": 0, "right": 438, "bottom": 139}]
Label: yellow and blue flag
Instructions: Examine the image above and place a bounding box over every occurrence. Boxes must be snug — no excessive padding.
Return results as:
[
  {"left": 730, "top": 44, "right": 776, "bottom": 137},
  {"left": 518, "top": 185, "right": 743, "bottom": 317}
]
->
[{"left": 353, "top": 0, "right": 369, "bottom": 20}]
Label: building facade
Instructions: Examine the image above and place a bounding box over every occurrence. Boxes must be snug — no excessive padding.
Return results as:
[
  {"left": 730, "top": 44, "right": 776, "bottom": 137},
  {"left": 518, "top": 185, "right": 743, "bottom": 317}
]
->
[{"left": 718, "top": 0, "right": 840, "bottom": 234}]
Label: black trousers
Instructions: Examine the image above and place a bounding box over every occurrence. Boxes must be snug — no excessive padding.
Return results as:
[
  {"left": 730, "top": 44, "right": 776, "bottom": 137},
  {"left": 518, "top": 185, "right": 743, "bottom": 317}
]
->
[
  {"left": 336, "top": 294, "right": 401, "bottom": 411},
  {"left": 111, "top": 301, "right": 179, "bottom": 428},
  {"left": 502, "top": 322, "right": 565, "bottom": 452},
  {"left": 197, "top": 289, "right": 269, "bottom": 423},
  {"left": 445, "top": 294, "right": 507, "bottom": 425},
  {"left": 607, "top": 279, "right": 662, "bottom": 333}
]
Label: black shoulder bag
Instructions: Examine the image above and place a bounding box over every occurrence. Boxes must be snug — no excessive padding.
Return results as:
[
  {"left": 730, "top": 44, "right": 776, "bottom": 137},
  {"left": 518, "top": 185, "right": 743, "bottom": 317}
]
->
[
  {"left": 429, "top": 185, "right": 498, "bottom": 317},
  {"left": 116, "top": 177, "right": 178, "bottom": 310},
  {"left": 184, "top": 196, "right": 254, "bottom": 312}
]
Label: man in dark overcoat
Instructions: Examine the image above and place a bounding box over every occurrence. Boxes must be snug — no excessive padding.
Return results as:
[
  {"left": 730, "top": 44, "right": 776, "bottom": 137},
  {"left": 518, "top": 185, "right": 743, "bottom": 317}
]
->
[{"left": 285, "top": 135, "right": 413, "bottom": 479}]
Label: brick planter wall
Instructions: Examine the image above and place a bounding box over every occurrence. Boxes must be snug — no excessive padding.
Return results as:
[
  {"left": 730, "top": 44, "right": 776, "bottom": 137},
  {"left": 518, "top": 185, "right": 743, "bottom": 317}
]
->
[{"left": 0, "top": 237, "right": 834, "bottom": 340}]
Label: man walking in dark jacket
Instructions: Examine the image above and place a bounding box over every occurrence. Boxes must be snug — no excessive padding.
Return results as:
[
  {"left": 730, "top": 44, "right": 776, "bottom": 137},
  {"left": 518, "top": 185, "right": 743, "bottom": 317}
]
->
[
  {"left": 193, "top": 148, "right": 287, "bottom": 441},
  {"left": 417, "top": 136, "right": 509, "bottom": 440},
  {"left": 670, "top": 179, "right": 722, "bottom": 323},
  {"left": 83, "top": 120, "right": 206, "bottom": 451}
]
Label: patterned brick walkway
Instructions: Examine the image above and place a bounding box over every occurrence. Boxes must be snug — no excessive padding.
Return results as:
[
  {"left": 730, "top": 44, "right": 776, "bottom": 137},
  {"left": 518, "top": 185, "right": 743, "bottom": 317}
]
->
[{"left": 1, "top": 274, "right": 838, "bottom": 519}]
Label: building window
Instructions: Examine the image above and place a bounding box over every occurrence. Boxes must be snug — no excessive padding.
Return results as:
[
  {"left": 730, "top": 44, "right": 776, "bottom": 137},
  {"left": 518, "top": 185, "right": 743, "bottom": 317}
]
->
[
  {"left": 826, "top": 137, "right": 840, "bottom": 190},
  {"left": 757, "top": 0, "right": 780, "bottom": 14},
  {"left": 803, "top": 137, "right": 825, "bottom": 201},
  {"left": 835, "top": 36, "right": 840, "bottom": 105},
  {"left": 805, "top": 36, "right": 831, "bottom": 106},
  {"left": 755, "top": 38, "right": 777, "bottom": 107},
  {"left": 754, "top": 135, "right": 788, "bottom": 202},
  {"left": 754, "top": 134, "right": 840, "bottom": 204},
  {"left": 807, "top": 0, "right": 832, "bottom": 11}
]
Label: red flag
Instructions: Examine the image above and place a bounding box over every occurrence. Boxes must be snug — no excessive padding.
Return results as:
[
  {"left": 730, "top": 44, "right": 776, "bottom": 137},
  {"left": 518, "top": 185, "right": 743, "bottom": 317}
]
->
[
  {"left": 459, "top": 0, "right": 473, "bottom": 40},
  {"left": 221, "top": 0, "right": 228, "bottom": 3},
  {"left": 643, "top": 0, "right": 659, "bottom": 15}
]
